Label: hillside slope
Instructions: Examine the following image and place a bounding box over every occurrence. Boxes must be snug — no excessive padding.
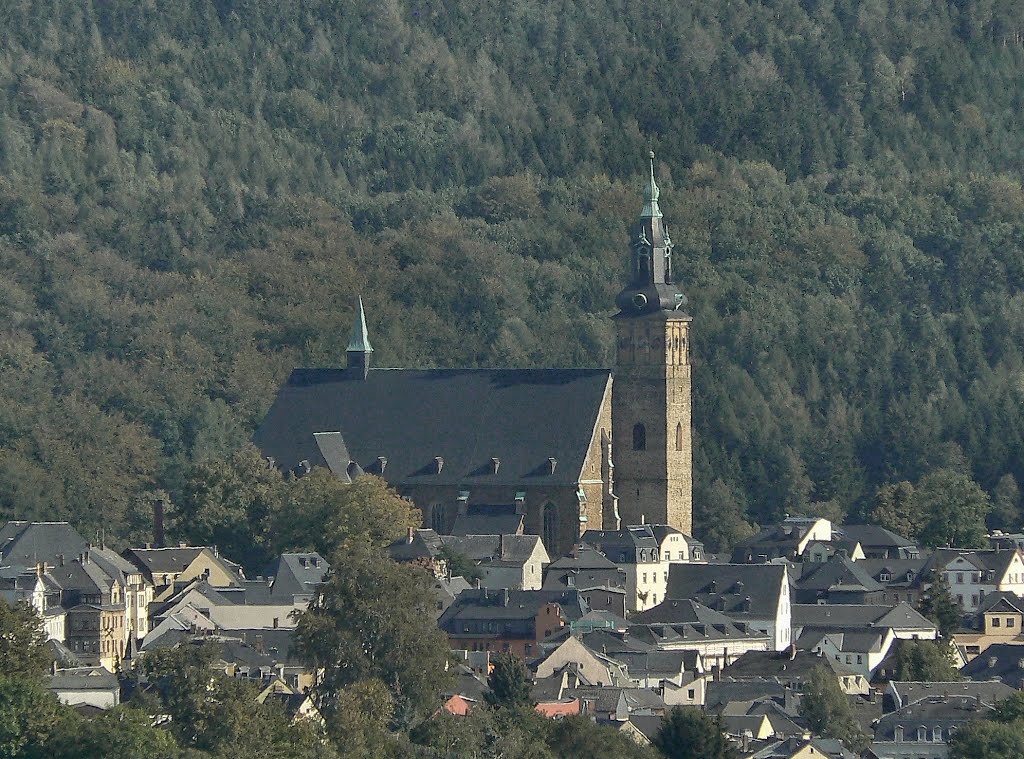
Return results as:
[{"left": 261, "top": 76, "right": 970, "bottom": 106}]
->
[{"left": 0, "top": 0, "right": 1023, "bottom": 546}]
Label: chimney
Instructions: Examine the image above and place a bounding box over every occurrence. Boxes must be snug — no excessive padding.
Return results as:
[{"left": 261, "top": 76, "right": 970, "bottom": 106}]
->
[
  {"left": 547, "top": 457, "right": 557, "bottom": 474},
  {"left": 153, "top": 498, "right": 166, "bottom": 548},
  {"left": 500, "top": 589, "right": 510, "bottom": 607},
  {"left": 490, "top": 457, "right": 500, "bottom": 475},
  {"left": 406, "top": 527, "right": 414, "bottom": 544},
  {"left": 988, "top": 656, "right": 998, "bottom": 669},
  {"left": 434, "top": 456, "right": 444, "bottom": 474},
  {"left": 346, "top": 297, "right": 373, "bottom": 380},
  {"left": 376, "top": 456, "right": 388, "bottom": 474}
]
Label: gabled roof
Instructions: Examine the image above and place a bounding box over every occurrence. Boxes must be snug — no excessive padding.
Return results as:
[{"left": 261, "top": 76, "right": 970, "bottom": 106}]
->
[
  {"left": 387, "top": 529, "right": 444, "bottom": 562},
  {"left": 611, "top": 650, "right": 698, "bottom": 677},
  {"left": 873, "top": 695, "right": 995, "bottom": 740},
  {"left": 835, "top": 525, "right": 915, "bottom": 548},
  {"left": 797, "top": 628, "right": 887, "bottom": 654},
  {"left": 440, "top": 534, "right": 546, "bottom": 565},
  {"left": 960, "top": 642, "right": 1024, "bottom": 686},
  {"left": 926, "top": 548, "right": 1021, "bottom": 578},
  {"left": 889, "top": 680, "right": 1015, "bottom": 709},
  {"left": 0, "top": 522, "right": 88, "bottom": 567},
  {"left": 855, "top": 558, "right": 928, "bottom": 587},
  {"left": 704, "top": 680, "right": 787, "bottom": 713},
  {"left": 795, "top": 556, "right": 883, "bottom": 593},
  {"left": 721, "top": 650, "right": 846, "bottom": 681},
  {"left": 439, "top": 588, "right": 589, "bottom": 627},
  {"left": 123, "top": 546, "right": 207, "bottom": 574},
  {"left": 253, "top": 368, "right": 612, "bottom": 486},
  {"left": 977, "top": 591, "right": 1024, "bottom": 615},
  {"left": 262, "top": 553, "right": 330, "bottom": 599},
  {"left": 792, "top": 603, "right": 934, "bottom": 631},
  {"left": 580, "top": 525, "right": 661, "bottom": 564},
  {"left": 659, "top": 564, "right": 787, "bottom": 619}
]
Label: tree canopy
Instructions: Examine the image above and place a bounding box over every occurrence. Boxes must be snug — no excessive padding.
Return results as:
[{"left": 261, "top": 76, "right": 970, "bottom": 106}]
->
[{"left": 0, "top": 0, "right": 1021, "bottom": 551}]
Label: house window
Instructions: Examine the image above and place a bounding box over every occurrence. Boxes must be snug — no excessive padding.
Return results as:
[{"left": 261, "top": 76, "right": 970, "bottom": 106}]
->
[
  {"left": 917, "top": 727, "right": 926, "bottom": 741},
  {"left": 957, "top": 573, "right": 964, "bottom": 583},
  {"left": 1009, "top": 618, "right": 1017, "bottom": 628},
  {"left": 632, "top": 423, "right": 646, "bottom": 451},
  {"left": 880, "top": 572, "right": 891, "bottom": 582},
  {"left": 675, "top": 422, "right": 684, "bottom": 451},
  {"left": 933, "top": 727, "right": 942, "bottom": 742},
  {"left": 994, "top": 617, "right": 1002, "bottom": 627},
  {"left": 687, "top": 689, "right": 695, "bottom": 699}
]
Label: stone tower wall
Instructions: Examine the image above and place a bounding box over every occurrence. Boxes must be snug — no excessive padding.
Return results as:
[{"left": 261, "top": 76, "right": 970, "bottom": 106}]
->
[{"left": 612, "top": 313, "right": 692, "bottom": 534}]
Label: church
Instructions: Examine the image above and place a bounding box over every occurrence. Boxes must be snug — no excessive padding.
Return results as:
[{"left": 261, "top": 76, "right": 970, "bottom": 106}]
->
[{"left": 253, "top": 153, "right": 694, "bottom": 556}]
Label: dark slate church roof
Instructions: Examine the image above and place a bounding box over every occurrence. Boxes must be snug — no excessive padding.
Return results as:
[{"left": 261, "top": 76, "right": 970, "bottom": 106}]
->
[{"left": 254, "top": 368, "right": 612, "bottom": 486}]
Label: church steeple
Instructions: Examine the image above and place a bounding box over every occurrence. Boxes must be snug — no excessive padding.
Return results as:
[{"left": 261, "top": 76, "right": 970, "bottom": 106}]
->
[
  {"left": 615, "top": 151, "right": 687, "bottom": 316},
  {"left": 346, "top": 297, "right": 373, "bottom": 379},
  {"left": 611, "top": 152, "right": 694, "bottom": 537}
]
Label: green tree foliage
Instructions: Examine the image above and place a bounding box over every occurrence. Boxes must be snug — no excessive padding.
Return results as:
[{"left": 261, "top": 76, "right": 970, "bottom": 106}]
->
[
  {"left": 892, "top": 640, "right": 961, "bottom": 682},
  {"left": 42, "top": 706, "right": 181, "bottom": 759},
  {"left": 484, "top": 653, "right": 534, "bottom": 709},
  {"left": 918, "top": 570, "right": 963, "bottom": 638},
  {"left": 0, "top": 0, "right": 1024, "bottom": 553},
  {"left": 0, "top": 601, "right": 49, "bottom": 676},
  {"left": 950, "top": 693, "right": 1024, "bottom": 758},
  {"left": 798, "top": 667, "right": 869, "bottom": 753},
  {"left": 293, "top": 543, "right": 453, "bottom": 726},
  {"left": 140, "top": 642, "right": 330, "bottom": 758},
  {"left": 653, "top": 707, "right": 737, "bottom": 759},
  {"left": 0, "top": 676, "right": 64, "bottom": 759},
  {"left": 873, "top": 469, "right": 989, "bottom": 548}
]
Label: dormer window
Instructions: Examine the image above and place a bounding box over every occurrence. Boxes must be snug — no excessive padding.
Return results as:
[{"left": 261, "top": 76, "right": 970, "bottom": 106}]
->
[{"left": 879, "top": 572, "right": 891, "bottom": 582}]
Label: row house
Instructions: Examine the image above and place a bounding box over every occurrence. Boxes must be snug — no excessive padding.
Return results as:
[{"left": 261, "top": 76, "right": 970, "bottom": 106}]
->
[{"left": 923, "top": 548, "right": 1024, "bottom": 613}]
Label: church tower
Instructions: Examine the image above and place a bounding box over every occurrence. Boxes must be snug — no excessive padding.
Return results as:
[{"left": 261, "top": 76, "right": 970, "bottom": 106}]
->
[{"left": 612, "top": 152, "right": 693, "bottom": 534}]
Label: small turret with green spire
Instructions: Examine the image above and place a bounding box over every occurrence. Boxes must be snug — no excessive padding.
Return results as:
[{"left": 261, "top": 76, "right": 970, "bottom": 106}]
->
[{"left": 346, "top": 297, "right": 373, "bottom": 379}]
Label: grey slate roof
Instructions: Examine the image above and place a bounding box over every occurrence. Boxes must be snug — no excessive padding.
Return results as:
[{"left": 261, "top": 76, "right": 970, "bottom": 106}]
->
[
  {"left": 704, "top": 680, "right": 788, "bottom": 713},
  {"left": 889, "top": 681, "right": 1015, "bottom": 709},
  {"left": 451, "top": 506, "right": 525, "bottom": 537},
  {"left": 612, "top": 650, "right": 698, "bottom": 678},
  {"left": 873, "top": 695, "right": 994, "bottom": 741},
  {"left": 721, "top": 650, "right": 847, "bottom": 681},
  {"left": 656, "top": 564, "right": 787, "bottom": 620},
  {"left": 262, "top": 553, "right": 329, "bottom": 599},
  {"left": 440, "top": 534, "right": 543, "bottom": 564},
  {"left": 835, "top": 525, "right": 915, "bottom": 549},
  {"left": 792, "top": 603, "right": 934, "bottom": 631},
  {"left": 581, "top": 526, "right": 660, "bottom": 564},
  {"left": 795, "top": 556, "right": 883, "bottom": 593},
  {"left": 253, "top": 368, "right": 612, "bottom": 486},
  {"left": 0, "top": 521, "right": 87, "bottom": 567},
  {"left": 44, "top": 667, "right": 118, "bottom": 693},
  {"left": 388, "top": 529, "right": 444, "bottom": 562},
  {"left": 123, "top": 546, "right": 206, "bottom": 574},
  {"left": 960, "top": 642, "right": 1024, "bottom": 687}
]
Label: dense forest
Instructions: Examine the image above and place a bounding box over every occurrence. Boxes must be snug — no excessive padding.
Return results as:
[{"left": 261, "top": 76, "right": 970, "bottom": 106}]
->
[{"left": 1, "top": 0, "right": 1024, "bottom": 549}]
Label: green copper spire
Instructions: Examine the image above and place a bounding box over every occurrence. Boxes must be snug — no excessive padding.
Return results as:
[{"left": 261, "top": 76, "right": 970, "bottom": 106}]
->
[
  {"left": 347, "top": 297, "right": 374, "bottom": 353},
  {"left": 641, "top": 150, "right": 663, "bottom": 219}
]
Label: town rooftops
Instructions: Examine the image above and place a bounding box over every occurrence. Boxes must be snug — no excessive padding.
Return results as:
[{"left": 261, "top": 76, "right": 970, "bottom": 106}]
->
[
  {"left": 253, "top": 367, "right": 612, "bottom": 486},
  {"left": 792, "top": 603, "right": 934, "bottom": 632},
  {"left": 122, "top": 546, "right": 207, "bottom": 574},
  {"left": 0, "top": 521, "right": 88, "bottom": 567},
  {"left": 873, "top": 694, "right": 994, "bottom": 741},
  {"left": 888, "top": 680, "right": 1015, "bottom": 710},
  {"left": 262, "top": 552, "right": 329, "bottom": 599},
  {"left": 960, "top": 642, "right": 1024, "bottom": 687},
  {"left": 440, "top": 534, "right": 545, "bottom": 565},
  {"left": 660, "top": 563, "right": 787, "bottom": 619},
  {"left": 580, "top": 526, "right": 661, "bottom": 564}
]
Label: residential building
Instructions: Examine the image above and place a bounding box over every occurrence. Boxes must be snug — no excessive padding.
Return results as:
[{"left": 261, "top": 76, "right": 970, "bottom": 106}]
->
[
  {"left": 543, "top": 546, "right": 629, "bottom": 617},
  {"left": 871, "top": 695, "right": 995, "bottom": 758},
  {"left": 122, "top": 545, "right": 243, "bottom": 599},
  {"left": 923, "top": 548, "right": 1024, "bottom": 613},
  {"left": 437, "top": 588, "right": 589, "bottom": 658},
  {"left": 834, "top": 525, "right": 919, "bottom": 560},
  {"left": 582, "top": 525, "right": 667, "bottom": 611},
  {"left": 953, "top": 592, "right": 1024, "bottom": 660},
  {"left": 959, "top": 642, "right": 1024, "bottom": 687},
  {"left": 439, "top": 534, "right": 549, "bottom": 590},
  {"left": 655, "top": 563, "right": 792, "bottom": 650},
  {"left": 730, "top": 517, "right": 834, "bottom": 564}
]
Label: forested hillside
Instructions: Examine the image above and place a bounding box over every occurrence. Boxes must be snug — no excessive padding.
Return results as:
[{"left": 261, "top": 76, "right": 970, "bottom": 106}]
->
[{"left": 1, "top": 0, "right": 1024, "bottom": 548}]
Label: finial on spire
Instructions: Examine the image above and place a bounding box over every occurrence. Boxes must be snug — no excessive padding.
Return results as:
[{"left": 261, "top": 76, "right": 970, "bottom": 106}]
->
[{"left": 642, "top": 150, "right": 663, "bottom": 219}]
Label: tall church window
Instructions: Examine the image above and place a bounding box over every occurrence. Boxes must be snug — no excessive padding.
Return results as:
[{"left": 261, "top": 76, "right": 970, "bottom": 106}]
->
[
  {"left": 675, "top": 422, "right": 684, "bottom": 451},
  {"left": 633, "top": 423, "right": 646, "bottom": 451},
  {"left": 430, "top": 504, "right": 445, "bottom": 533},
  {"left": 543, "top": 503, "right": 558, "bottom": 553}
]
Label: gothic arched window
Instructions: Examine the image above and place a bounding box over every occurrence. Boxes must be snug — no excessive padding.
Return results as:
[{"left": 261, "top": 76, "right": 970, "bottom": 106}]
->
[
  {"left": 543, "top": 503, "right": 559, "bottom": 553},
  {"left": 633, "top": 423, "right": 646, "bottom": 451},
  {"left": 430, "top": 504, "right": 445, "bottom": 533},
  {"left": 675, "top": 422, "right": 684, "bottom": 452}
]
